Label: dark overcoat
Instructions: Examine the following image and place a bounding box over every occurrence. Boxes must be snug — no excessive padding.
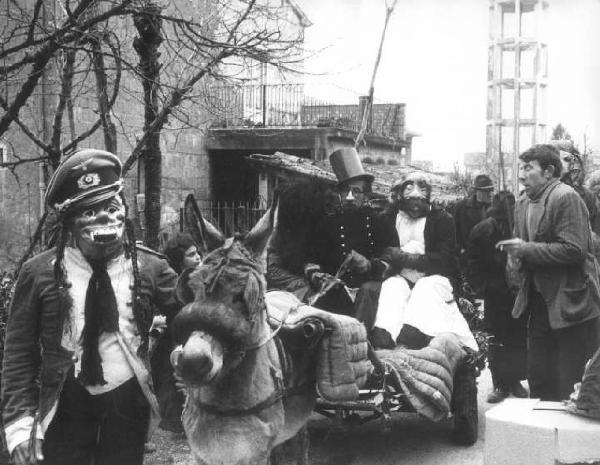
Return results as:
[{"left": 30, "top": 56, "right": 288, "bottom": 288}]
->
[{"left": 512, "top": 179, "right": 600, "bottom": 329}]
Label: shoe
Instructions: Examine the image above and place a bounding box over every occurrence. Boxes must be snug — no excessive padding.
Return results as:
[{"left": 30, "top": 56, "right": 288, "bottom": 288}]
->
[
  {"left": 509, "top": 382, "right": 529, "bottom": 398},
  {"left": 371, "top": 327, "right": 395, "bottom": 350},
  {"left": 487, "top": 387, "right": 509, "bottom": 404}
]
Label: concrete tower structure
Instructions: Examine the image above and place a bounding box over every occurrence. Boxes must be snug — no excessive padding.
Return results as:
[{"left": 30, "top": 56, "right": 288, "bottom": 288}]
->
[{"left": 487, "top": 0, "right": 548, "bottom": 192}]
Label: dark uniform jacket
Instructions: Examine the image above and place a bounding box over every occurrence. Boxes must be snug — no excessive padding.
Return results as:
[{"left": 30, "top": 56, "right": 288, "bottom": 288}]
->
[
  {"left": 267, "top": 207, "right": 397, "bottom": 296},
  {"left": 1, "top": 247, "right": 178, "bottom": 447},
  {"left": 308, "top": 208, "right": 398, "bottom": 289}
]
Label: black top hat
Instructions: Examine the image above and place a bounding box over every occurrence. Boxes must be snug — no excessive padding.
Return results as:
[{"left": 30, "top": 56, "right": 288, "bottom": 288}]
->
[
  {"left": 45, "top": 149, "right": 123, "bottom": 213},
  {"left": 473, "top": 174, "right": 494, "bottom": 191},
  {"left": 329, "top": 148, "right": 374, "bottom": 186}
]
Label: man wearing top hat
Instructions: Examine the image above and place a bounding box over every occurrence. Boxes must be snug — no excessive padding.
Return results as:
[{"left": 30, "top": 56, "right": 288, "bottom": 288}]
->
[
  {"left": 454, "top": 174, "right": 495, "bottom": 254},
  {"left": 268, "top": 147, "right": 397, "bottom": 320},
  {"left": 1, "top": 149, "right": 178, "bottom": 465}
]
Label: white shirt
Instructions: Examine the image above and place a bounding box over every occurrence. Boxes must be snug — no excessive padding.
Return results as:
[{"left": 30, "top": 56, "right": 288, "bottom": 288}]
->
[
  {"left": 395, "top": 210, "right": 427, "bottom": 283},
  {"left": 63, "top": 247, "right": 137, "bottom": 394}
]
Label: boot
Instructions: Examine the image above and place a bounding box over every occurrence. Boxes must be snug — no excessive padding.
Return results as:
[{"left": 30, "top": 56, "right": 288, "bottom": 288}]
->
[
  {"left": 370, "top": 327, "right": 395, "bottom": 349},
  {"left": 509, "top": 381, "right": 528, "bottom": 398},
  {"left": 487, "top": 386, "right": 509, "bottom": 404}
]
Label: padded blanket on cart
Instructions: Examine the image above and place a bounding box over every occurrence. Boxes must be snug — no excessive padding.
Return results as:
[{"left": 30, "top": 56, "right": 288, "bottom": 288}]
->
[
  {"left": 265, "top": 290, "right": 371, "bottom": 402},
  {"left": 377, "top": 333, "right": 467, "bottom": 421}
]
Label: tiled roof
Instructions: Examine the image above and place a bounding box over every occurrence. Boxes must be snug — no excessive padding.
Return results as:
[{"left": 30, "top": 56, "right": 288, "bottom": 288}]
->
[{"left": 246, "top": 152, "right": 463, "bottom": 202}]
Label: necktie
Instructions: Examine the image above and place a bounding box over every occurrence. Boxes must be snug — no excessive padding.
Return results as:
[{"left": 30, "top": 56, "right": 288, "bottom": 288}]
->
[{"left": 78, "top": 259, "right": 120, "bottom": 386}]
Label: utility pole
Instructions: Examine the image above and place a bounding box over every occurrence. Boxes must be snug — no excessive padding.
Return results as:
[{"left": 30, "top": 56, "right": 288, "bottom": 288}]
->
[{"left": 355, "top": 0, "right": 398, "bottom": 150}]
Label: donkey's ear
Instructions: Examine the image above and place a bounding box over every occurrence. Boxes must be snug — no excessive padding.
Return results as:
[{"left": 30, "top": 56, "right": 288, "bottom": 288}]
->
[
  {"left": 183, "top": 194, "right": 225, "bottom": 254},
  {"left": 243, "top": 195, "right": 278, "bottom": 257}
]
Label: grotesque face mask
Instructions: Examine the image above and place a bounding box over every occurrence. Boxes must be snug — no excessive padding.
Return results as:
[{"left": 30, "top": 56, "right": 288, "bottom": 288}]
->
[
  {"left": 396, "top": 177, "right": 431, "bottom": 219},
  {"left": 559, "top": 150, "right": 573, "bottom": 181},
  {"left": 71, "top": 195, "right": 126, "bottom": 260}
]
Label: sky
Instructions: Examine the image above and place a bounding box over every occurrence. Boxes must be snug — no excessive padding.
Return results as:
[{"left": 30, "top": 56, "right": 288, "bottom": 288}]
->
[{"left": 298, "top": 0, "right": 600, "bottom": 169}]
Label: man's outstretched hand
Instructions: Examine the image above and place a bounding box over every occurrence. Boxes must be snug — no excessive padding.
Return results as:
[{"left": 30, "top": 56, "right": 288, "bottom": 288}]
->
[
  {"left": 12, "top": 439, "right": 43, "bottom": 465},
  {"left": 496, "top": 237, "right": 526, "bottom": 258}
]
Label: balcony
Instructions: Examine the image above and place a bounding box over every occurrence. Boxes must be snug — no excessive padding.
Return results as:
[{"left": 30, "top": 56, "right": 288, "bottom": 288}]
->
[{"left": 207, "top": 83, "right": 406, "bottom": 140}]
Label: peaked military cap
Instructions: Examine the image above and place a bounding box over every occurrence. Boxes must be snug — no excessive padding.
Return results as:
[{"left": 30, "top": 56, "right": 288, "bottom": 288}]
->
[{"left": 45, "top": 149, "right": 123, "bottom": 213}]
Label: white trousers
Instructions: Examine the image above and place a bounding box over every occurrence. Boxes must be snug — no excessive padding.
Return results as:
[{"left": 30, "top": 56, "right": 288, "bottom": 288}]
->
[{"left": 374, "top": 275, "right": 478, "bottom": 351}]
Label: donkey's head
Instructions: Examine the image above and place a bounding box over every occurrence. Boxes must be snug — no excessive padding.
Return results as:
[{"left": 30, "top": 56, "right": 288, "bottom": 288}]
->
[{"left": 171, "top": 199, "right": 277, "bottom": 386}]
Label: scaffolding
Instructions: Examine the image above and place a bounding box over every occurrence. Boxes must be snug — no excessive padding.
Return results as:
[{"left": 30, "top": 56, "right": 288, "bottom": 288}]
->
[{"left": 487, "top": 0, "right": 548, "bottom": 192}]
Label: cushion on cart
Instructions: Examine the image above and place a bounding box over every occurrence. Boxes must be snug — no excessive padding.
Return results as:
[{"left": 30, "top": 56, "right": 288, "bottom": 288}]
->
[{"left": 265, "top": 291, "right": 370, "bottom": 402}]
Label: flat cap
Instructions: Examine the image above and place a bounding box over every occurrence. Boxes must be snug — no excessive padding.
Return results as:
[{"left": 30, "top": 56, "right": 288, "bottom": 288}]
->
[{"left": 45, "top": 149, "right": 123, "bottom": 213}]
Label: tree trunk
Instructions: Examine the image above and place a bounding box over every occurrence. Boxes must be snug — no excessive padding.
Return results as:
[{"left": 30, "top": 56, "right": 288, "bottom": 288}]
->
[
  {"left": 134, "top": 3, "right": 163, "bottom": 250},
  {"left": 90, "top": 33, "right": 117, "bottom": 154}
]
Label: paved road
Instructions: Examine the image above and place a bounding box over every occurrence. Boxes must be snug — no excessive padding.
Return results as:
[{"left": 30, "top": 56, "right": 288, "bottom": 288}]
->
[{"left": 304, "top": 368, "right": 495, "bottom": 465}]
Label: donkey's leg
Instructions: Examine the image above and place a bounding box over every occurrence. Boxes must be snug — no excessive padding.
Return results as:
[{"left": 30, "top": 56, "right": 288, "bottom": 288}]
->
[
  {"left": 269, "top": 443, "right": 284, "bottom": 465},
  {"left": 269, "top": 426, "right": 310, "bottom": 465},
  {"left": 292, "top": 425, "right": 310, "bottom": 465}
]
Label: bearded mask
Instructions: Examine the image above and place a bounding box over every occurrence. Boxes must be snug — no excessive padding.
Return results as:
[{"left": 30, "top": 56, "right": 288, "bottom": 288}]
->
[
  {"left": 392, "top": 173, "right": 432, "bottom": 219},
  {"left": 70, "top": 195, "right": 126, "bottom": 260}
]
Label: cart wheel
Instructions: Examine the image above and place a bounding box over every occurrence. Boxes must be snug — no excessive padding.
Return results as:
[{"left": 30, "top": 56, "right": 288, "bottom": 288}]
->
[{"left": 451, "top": 359, "right": 478, "bottom": 445}]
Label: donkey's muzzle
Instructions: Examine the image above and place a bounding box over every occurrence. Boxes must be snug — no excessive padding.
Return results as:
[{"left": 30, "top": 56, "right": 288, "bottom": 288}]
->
[{"left": 173, "top": 331, "right": 223, "bottom": 386}]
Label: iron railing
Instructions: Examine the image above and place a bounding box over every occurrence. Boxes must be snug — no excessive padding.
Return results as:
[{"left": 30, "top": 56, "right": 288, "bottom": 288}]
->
[
  {"left": 160, "top": 198, "right": 266, "bottom": 247},
  {"left": 207, "top": 84, "right": 405, "bottom": 140}
]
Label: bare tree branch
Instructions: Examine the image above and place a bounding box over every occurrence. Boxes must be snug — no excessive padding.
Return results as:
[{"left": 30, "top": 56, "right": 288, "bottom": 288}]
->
[
  {"left": 0, "top": 94, "right": 53, "bottom": 153},
  {"left": 122, "top": 0, "right": 258, "bottom": 175},
  {"left": 0, "top": 155, "right": 49, "bottom": 169},
  {"left": 50, "top": 47, "right": 77, "bottom": 160},
  {"left": 89, "top": 32, "right": 119, "bottom": 153}
]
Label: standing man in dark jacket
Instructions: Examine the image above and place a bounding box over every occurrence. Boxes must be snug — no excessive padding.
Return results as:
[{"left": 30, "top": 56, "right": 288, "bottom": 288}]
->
[
  {"left": 1, "top": 150, "right": 178, "bottom": 465},
  {"left": 501, "top": 144, "right": 600, "bottom": 401},
  {"left": 454, "top": 174, "right": 495, "bottom": 254},
  {"left": 467, "top": 191, "right": 528, "bottom": 403},
  {"left": 267, "top": 148, "right": 397, "bottom": 319}
]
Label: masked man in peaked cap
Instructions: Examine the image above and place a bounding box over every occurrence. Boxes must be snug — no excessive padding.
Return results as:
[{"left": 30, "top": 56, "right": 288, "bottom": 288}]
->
[{"left": 2, "top": 149, "right": 178, "bottom": 465}]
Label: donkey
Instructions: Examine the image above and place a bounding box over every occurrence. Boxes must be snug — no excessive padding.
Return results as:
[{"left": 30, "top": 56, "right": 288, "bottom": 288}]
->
[{"left": 171, "top": 200, "right": 318, "bottom": 465}]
